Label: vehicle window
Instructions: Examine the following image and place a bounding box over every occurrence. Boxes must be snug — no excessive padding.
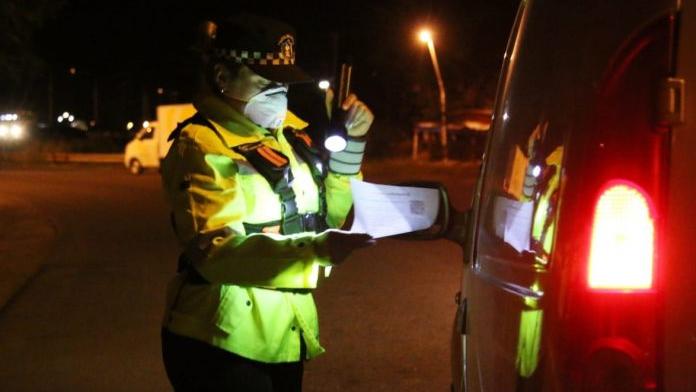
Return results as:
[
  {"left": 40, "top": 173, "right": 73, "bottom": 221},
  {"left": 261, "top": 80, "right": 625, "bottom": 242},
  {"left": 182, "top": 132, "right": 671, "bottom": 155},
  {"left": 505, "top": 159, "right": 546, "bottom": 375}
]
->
[
  {"left": 138, "top": 127, "right": 154, "bottom": 140},
  {"left": 476, "top": 0, "right": 565, "bottom": 268}
]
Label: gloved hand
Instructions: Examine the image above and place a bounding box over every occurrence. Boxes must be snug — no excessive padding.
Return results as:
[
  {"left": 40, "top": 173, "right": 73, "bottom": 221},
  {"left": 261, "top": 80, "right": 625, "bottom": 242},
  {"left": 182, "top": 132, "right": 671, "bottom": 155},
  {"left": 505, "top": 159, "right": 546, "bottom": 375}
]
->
[
  {"left": 325, "top": 230, "right": 375, "bottom": 265},
  {"left": 325, "top": 89, "right": 374, "bottom": 137}
]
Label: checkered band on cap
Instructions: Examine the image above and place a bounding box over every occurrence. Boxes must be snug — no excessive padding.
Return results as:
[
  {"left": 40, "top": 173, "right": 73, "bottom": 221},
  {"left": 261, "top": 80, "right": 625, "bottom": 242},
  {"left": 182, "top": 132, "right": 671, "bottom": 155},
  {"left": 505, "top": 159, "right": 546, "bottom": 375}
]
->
[
  {"left": 214, "top": 34, "right": 296, "bottom": 66},
  {"left": 213, "top": 48, "right": 296, "bottom": 65}
]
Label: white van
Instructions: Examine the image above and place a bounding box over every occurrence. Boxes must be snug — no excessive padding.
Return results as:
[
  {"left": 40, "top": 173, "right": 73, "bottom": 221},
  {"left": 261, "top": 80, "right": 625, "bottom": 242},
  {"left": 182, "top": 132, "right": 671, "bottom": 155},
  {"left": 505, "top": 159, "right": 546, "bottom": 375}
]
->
[{"left": 124, "top": 104, "right": 196, "bottom": 174}]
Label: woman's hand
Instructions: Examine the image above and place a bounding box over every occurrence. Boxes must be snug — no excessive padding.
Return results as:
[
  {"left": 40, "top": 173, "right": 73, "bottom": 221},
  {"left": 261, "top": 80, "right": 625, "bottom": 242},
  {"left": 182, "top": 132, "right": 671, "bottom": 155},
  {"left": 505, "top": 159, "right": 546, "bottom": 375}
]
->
[
  {"left": 325, "top": 89, "right": 375, "bottom": 137},
  {"left": 325, "top": 231, "right": 375, "bottom": 265}
]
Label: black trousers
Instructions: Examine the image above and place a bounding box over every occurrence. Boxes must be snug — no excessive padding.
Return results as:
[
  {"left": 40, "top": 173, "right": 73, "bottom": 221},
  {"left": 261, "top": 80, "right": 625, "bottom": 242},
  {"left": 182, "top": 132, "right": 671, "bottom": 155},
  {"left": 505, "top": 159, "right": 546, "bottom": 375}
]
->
[{"left": 161, "top": 329, "right": 304, "bottom": 392}]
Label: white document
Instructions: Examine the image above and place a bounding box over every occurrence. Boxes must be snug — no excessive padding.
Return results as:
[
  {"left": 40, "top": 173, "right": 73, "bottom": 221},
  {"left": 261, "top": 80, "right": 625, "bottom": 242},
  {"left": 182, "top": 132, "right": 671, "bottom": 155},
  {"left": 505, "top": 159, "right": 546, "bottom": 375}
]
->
[
  {"left": 349, "top": 179, "right": 440, "bottom": 238},
  {"left": 493, "top": 196, "right": 533, "bottom": 253}
]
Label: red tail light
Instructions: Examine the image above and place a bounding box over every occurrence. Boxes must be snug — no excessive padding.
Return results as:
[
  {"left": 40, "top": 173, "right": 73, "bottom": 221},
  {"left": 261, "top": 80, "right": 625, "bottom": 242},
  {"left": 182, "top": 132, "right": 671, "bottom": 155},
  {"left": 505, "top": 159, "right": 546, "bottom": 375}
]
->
[{"left": 588, "top": 180, "right": 656, "bottom": 292}]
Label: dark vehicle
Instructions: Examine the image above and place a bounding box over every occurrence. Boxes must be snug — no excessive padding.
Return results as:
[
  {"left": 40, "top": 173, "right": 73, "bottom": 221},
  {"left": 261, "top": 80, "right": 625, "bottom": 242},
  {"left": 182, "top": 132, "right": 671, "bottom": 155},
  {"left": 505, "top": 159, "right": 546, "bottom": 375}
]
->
[{"left": 418, "top": 0, "right": 695, "bottom": 390}]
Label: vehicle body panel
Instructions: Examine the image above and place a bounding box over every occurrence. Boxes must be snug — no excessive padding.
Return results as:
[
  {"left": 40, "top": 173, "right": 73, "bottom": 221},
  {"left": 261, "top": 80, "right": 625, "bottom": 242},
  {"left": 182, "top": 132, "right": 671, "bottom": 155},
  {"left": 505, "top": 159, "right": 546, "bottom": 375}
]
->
[{"left": 664, "top": 0, "right": 696, "bottom": 390}]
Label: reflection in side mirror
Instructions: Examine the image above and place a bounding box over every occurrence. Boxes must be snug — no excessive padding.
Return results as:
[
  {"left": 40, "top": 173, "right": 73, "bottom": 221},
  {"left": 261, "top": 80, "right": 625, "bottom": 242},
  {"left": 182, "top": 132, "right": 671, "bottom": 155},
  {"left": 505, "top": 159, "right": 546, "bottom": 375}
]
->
[
  {"left": 392, "top": 181, "right": 473, "bottom": 254},
  {"left": 393, "top": 181, "right": 451, "bottom": 241}
]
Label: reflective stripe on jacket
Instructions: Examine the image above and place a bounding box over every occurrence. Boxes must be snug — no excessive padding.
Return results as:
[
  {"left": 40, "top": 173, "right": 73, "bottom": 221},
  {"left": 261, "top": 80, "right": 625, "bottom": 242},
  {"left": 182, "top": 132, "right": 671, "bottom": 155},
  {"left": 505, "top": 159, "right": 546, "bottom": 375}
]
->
[{"left": 160, "top": 93, "right": 359, "bottom": 363}]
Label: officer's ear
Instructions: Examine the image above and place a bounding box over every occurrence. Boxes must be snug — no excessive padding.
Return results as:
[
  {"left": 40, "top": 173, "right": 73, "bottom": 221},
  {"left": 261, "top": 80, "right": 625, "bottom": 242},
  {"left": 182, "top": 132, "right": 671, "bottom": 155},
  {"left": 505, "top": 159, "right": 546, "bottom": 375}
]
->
[
  {"left": 208, "top": 62, "right": 236, "bottom": 92},
  {"left": 212, "top": 62, "right": 232, "bottom": 93},
  {"left": 210, "top": 62, "right": 245, "bottom": 99}
]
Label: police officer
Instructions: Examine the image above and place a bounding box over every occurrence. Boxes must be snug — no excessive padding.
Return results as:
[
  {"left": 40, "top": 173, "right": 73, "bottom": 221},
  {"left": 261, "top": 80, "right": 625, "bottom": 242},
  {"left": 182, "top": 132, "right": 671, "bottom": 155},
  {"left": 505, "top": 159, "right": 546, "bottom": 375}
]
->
[{"left": 160, "top": 14, "right": 375, "bottom": 391}]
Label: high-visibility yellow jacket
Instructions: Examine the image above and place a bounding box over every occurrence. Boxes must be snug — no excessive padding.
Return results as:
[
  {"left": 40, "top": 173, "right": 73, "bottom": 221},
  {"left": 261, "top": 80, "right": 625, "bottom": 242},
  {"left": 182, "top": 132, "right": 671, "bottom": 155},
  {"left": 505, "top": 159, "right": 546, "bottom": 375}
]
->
[{"left": 160, "top": 93, "right": 359, "bottom": 363}]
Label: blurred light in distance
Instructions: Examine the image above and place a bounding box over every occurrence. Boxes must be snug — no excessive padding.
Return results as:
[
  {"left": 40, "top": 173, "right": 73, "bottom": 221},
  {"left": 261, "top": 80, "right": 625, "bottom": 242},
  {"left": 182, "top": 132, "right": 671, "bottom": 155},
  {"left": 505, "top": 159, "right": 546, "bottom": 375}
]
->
[
  {"left": 0, "top": 125, "right": 8, "bottom": 138},
  {"left": 126, "top": 122, "right": 134, "bottom": 130},
  {"left": 62, "top": 112, "right": 69, "bottom": 118},
  {"left": 68, "top": 115, "right": 75, "bottom": 122},
  {"left": 588, "top": 181, "right": 655, "bottom": 291},
  {"left": 10, "top": 125, "right": 22, "bottom": 139},
  {"left": 318, "top": 80, "right": 330, "bottom": 90},
  {"left": 142, "top": 121, "right": 150, "bottom": 128}
]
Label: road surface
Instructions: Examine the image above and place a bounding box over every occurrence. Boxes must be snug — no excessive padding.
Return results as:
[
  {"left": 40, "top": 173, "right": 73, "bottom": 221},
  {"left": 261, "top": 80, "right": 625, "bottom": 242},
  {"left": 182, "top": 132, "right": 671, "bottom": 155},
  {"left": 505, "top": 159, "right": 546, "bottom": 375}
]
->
[{"left": 0, "top": 163, "right": 477, "bottom": 391}]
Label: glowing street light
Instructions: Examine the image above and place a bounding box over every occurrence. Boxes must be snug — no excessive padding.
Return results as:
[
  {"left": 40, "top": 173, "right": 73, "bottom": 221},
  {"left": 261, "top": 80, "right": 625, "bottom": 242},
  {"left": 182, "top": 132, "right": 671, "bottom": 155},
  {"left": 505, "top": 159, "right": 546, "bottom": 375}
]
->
[
  {"left": 417, "top": 28, "right": 448, "bottom": 158},
  {"left": 318, "top": 80, "right": 330, "bottom": 90},
  {"left": 418, "top": 29, "right": 433, "bottom": 43}
]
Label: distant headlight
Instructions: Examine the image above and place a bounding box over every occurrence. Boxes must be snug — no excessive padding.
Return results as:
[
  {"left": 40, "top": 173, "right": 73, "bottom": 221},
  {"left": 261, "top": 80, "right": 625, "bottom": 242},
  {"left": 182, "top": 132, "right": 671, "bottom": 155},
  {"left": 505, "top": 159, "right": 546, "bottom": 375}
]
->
[
  {"left": 10, "top": 124, "right": 23, "bottom": 139},
  {"left": 0, "top": 124, "right": 8, "bottom": 139}
]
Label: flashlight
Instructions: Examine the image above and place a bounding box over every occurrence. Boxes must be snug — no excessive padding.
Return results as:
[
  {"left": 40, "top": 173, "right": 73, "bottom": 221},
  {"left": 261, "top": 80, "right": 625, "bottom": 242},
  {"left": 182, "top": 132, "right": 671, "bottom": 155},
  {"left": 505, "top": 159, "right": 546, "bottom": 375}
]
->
[{"left": 323, "top": 63, "right": 352, "bottom": 152}]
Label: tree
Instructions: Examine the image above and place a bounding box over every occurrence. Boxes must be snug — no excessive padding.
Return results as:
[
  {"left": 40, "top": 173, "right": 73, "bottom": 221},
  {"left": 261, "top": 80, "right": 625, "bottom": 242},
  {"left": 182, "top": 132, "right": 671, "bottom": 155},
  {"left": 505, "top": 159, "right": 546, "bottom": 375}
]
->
[{"left": 0, "top": 0, "right": 65, "bottom": 106}]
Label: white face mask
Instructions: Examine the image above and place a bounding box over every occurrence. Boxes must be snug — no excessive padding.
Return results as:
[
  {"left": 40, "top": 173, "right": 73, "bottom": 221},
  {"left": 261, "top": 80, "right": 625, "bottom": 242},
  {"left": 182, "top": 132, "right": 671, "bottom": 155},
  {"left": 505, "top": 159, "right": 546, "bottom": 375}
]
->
[{"left": 243, "top": 86, "right": 288, "bottom": 129}]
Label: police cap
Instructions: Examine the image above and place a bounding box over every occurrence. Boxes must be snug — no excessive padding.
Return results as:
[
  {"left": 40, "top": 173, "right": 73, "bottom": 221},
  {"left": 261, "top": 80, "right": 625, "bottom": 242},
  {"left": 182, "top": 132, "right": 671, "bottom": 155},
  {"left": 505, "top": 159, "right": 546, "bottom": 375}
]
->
[{"left": 205, "top": 14, "right": 312, "bottom": 84}]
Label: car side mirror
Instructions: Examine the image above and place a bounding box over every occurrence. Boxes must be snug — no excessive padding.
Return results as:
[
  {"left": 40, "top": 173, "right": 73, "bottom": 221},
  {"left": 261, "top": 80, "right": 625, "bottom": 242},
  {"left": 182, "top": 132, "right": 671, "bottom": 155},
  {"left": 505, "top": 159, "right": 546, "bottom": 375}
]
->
[
  {"left": 390, "top": 181, "right": 450, "bottom": 241},
  {"left": 393, "top": 181, "right": 472, "bottom": 249},
  {"left": 445, "top": 207, "right": 472, "bottom": 250}
]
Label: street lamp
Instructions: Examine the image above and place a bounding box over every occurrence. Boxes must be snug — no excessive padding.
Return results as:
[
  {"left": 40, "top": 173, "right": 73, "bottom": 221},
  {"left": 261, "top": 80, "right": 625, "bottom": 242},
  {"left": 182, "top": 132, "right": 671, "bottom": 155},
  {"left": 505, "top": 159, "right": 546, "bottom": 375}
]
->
[{"left": 418, "top": 28, "right": 448, "bottom": 158}]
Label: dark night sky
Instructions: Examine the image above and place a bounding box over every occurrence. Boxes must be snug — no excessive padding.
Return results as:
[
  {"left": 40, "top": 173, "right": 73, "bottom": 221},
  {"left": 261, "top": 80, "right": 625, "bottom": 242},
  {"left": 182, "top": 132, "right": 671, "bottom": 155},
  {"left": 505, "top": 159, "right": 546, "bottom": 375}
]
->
[{"left": 3, "top": 0, "right": 519, "bottom": 138}]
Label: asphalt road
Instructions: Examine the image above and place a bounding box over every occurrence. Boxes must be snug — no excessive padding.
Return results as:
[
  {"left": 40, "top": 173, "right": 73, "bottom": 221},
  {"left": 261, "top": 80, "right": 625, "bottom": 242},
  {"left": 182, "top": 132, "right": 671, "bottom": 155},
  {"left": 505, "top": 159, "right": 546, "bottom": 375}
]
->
[{"left": 0, "top": 163, "right": 477, "bottom": 391}]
